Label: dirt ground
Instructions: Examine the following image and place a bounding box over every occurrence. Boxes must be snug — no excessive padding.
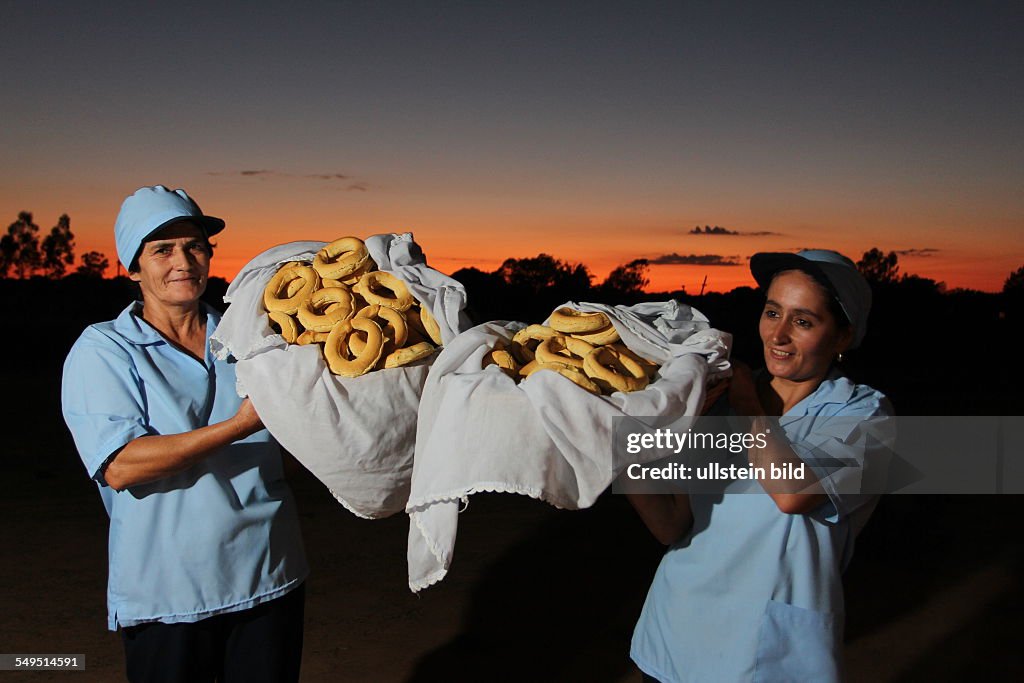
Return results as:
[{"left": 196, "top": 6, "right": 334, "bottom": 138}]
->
[{"left": 2, "top": 368, "right": 1023, "bottom": 682}]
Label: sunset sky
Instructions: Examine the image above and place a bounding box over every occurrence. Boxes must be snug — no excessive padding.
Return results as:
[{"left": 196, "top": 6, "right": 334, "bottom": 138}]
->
[{"left": 2, "top": 2, "right": 1021, "bottom": 292}]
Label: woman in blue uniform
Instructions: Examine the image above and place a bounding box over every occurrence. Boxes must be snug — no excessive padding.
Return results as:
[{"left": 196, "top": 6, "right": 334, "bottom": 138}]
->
[
  {"left": 629, "top": 249, "right": 893, "bottom": 682},
  {"left": 62, "top": 186, "right": 308, "bottom": 683}
]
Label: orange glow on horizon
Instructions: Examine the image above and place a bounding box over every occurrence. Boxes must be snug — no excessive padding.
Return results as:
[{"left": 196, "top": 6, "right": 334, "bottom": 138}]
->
[{"left": 21, "top": 209, "right": 1021, "bottom": 295}]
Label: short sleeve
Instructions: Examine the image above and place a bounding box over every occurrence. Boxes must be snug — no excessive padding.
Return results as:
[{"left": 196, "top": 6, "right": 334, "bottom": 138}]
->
[
  {"left": 789, "top": 391, "right": 895, "bottom": 524},
  {"left": 62, "top": 334, "right": 151, "bottom": 484}
]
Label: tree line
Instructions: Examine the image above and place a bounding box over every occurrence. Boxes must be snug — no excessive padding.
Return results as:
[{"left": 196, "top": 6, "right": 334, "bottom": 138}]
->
[
  {"left": 4, "top": 209, "right": 1023, "bottom": 306},
  {"left": 1, "top": 212, "right": 109, "bottom": 279}
]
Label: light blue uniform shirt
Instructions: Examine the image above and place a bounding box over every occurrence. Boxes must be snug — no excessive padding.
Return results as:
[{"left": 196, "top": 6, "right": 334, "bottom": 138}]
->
[
  {"left": 62, "top": 302, "right": 308, "bottom": 630},
  {"left": 631, "top": 372, "right": 894, "bottom": 683}
]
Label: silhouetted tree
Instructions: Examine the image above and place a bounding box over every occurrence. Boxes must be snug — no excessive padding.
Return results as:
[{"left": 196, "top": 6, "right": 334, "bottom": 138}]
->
[
  {"left": 1004, "top": 266, "right": 1024, "bottom": 295},
  {"left": 1004, "top": 265, "right": 1024, "bottom": 324},
  {"left": 497, "top": 254, "right": 593, "bottom": 295},
  {"left": 76, "top": 251, "right": 109, "bottom": 278},
  {"left": 857, "top": 248, "right": 900, "bottom": 285},
  {"left": 601, "top": 259, "right": 650, "bottom": 297},
  {"left": 1, "top": 211, "right": 42, "bottom": 278},
  {"left": 41, "top": 214, "right": 76, "bottom": 279}
]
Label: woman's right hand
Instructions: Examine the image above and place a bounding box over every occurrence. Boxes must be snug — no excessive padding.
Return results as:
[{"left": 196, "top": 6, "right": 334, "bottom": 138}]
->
[{"left": 233, "top": 397, "right": 265, "bottom": 439}]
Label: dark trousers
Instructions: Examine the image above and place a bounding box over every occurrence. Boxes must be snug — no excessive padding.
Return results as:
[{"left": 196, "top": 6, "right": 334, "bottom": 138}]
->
[{"left": 121, "top": 583, "right": 305, "bottom": 683}]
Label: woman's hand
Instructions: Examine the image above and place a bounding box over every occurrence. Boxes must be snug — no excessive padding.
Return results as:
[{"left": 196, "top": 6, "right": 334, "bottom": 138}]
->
[
  {"left": 105, "top": 398, "right": 266, "bottom": 491},
  {"left": 232, "top": 398, "right": 265, "bottom": 440}
]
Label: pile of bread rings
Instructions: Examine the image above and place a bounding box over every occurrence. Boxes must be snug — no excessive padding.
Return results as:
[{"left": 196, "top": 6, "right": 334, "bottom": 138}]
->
[
  {"left": 262, "top": 237, "right": 442, "bottom": 377},
  {"left": 484, "top": 307, "right": 660, "bottom": 395}
]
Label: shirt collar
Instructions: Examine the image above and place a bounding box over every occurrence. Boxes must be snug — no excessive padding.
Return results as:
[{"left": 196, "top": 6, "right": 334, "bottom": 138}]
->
[
  {"left": 781, "top": 368, "right": 856, "bottom": 417},
  {"left": 112, "top": 301, "right": 221, "bottom": 346}
]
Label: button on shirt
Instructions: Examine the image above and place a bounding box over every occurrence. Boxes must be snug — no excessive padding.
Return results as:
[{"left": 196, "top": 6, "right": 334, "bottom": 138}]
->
[
  {"left": 62, "top": 302, "right": 308, "bottom": 630},
  {"left": 630, "top": 372, "right": 894, "bottom": 683}
]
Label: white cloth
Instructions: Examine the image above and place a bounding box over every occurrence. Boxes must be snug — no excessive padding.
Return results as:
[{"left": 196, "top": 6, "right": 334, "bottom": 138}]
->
[
  {"left": 407, "top": 301, "right": 732, "bottom": 591},
  {"left": 210, "top": 234, "right": 470, "bottom": 519}
]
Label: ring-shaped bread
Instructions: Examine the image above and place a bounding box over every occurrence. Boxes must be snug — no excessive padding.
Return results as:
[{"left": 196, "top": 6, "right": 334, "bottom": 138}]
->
[
  {"left": 582, "top": 346, "right": 649, "bottom": 394},
  {"left": 571, "top": 323, "right": 620, "bottom": 346},
  {"left": 296, "top": 330, "right": 330, "bottom": 345},
  {"left": 324, "top": 317, "right": 384, "bottom": 377},
  {"left": 534, "top": 336, "right": 595, "bottom": 370},
  {"left": 264, "top": 265, "right": 320, "bottom": 314},
  {"left": 313, "top": 237, "right": 371, "bottom": 280},
  {"left": 267, "top": 311, "right": 301, "bottom": 343},
  {"left": 355, "top": 304, "right": 409, "bottom": 349},
  {"left": 296, "top": 286, "right": 355, "bottom": 332},
  {"left": 338, "top": 258, "right": 376, "bottom": 286},
  {"left": 548, "top": 307, "right": 611, "bottom": 334},
  {"left": 483, "top": 345, "right": 520, "bottom": 378},
  {"left": 353, "top": 271, "right": 414, "bottom": 312},
  {"left": 383, "top": 341, "right": 436, "bottom": 369},
  {"left": 511, "top": 324, "right": 558, "bottom": 350},
  {"left": 610, "top": 342, "right": 660, "bottom": 380},
  {"left": 521, "top": 360, "right": 601, "bottom": 394},
  {"left": 417, "top": 304, "right": 443, "bottom": 345}
]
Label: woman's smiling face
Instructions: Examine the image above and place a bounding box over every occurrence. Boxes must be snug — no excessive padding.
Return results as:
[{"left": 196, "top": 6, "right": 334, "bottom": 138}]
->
[
  {"left": 129, "top": 221, "right": 211, "bottom": 307},
  {"left": 759, "top": 269, "right": 852, "bottom": 385}
]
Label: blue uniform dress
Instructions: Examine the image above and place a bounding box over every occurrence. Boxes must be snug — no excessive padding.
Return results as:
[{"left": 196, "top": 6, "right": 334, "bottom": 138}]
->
[
  {"left": 62, "top": 302, "right": 308, "bottom": 631},
  {"left": 631, "top": 371, "right": 894, "bottom": 683}
]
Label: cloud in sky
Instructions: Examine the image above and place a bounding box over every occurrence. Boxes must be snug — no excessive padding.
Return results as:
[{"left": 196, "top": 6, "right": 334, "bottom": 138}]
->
[
  {"left": 689, "top": 225, "right": 781, "bottom": 236},
  {"left": 895, "top": 248, "right": 940, "bottom": 257},
  {"left": 207, "top": 169, "right": 367, "bottom": 191},
  {"left": 649, "top": 253, "right": 743, "bottom": 266}
]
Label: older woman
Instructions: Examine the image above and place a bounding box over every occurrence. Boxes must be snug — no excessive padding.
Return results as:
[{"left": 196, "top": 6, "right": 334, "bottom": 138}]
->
[
  {"left": 62, "top": 186, "right": 308, "bottom": 683},
  {"left": 628, "top": 250, "right": 893, "bottom": 682}
]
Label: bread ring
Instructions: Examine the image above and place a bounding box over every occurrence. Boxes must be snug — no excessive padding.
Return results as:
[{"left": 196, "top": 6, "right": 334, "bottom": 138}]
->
[
  {"left": 296, "top": 287, "right": 356, "bottom": 332},
  {"left": 313, "top": 237, "right": 371, "bottom": 279},
  {"left": 264, "top": 265, "right": 320, "bottom": 314},
  {"left": 320, "top": 278, "right": 346, "bottom": 290},
  {"left": 282, "top": 262, "right": 314, "bottom": 297},
  {"left": 339, "top": 258, "right": 376, "bottom": 286},
  {"left": 354, "top": 271, "right": 414, "bottom": 312},
  {"left": 405, "top": 307, "right": 437, "bottom": 346},
  {"left": 548, "top": 307, "right": 611, "bottom": 334},
  {"left": 483, "top": 344, "right": 519, "bottom": 378},
  {"left": 521, "top": 359, "right": 601, "bottom": 394},
  {"left": 518, "top": 359, "right": 542, "bottom": 378},
  {"left": 267, "top": 311, "right": 301, "bottom": 343},
  {"left": 383, "top": 341, "right": 436, "bottom": 369},
  {"left": 571, "top": 323, "right": 620, "bottom": 346},
  {"left": 610, "top": 343, "right": 660, "bottom": 380},
  {"left": 355, "top": 304, "right": 409, "bottom": 349},
  {"left": 296, "top": 329, "right": 330, "bottom": 345},
  {"left": 512, "top": 324, "right": 558, "bottom": 349},
  {"left": 508, "top": 340, "right": 535, "bottom": 365},
  {"left": 324, "top": 317, "right": 384, "bottom": 377},
  {"left": 534, "top": 336, "right": 595, "bottom": 370},
  {"left": 348, "top": 328, "right": 369, "bottom": 356},
  {"left": 418, "top": 304, "right": 443, "bottom": 345},
  {"left": 582, "top": 346, "right": 649, "bottom": 394}
]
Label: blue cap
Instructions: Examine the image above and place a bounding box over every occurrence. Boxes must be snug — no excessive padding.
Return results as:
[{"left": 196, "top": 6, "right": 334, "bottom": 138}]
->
[
  {"left": 114, "top": 185, "right": 225, "bottom": 270},
  {"left": 750, "top": 249, "right": 872, "bottom": 349}
]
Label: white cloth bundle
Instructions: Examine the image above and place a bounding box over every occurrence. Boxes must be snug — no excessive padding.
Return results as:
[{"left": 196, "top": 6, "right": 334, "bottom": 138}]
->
[
  {"left": 407, "top": 300, "right": 732, "bottom": 590},
  {"left": 210, "top": 234, "right": 470, "bottom": 518}
]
